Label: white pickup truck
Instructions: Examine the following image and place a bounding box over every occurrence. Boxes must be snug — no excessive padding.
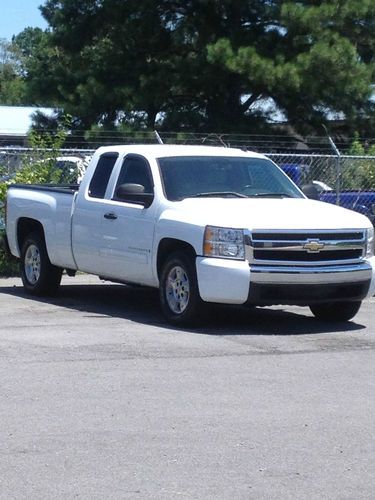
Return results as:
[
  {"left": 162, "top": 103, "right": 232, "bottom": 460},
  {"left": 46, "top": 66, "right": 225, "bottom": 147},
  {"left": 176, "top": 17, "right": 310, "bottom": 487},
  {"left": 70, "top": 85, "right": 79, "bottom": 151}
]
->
[{"left": 5, "top": 144, "right": 375, "bottom": 325}]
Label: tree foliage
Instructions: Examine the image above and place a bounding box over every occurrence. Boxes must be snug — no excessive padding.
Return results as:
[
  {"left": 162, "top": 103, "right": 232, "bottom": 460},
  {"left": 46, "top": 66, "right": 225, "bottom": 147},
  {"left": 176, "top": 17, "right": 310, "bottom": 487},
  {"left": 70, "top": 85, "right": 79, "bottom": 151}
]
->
[
  {"left": 0, "top": 38, "right": 27, "bottom": 104},
  {"left": 8, "top": 1, "right": 375, "bottom": 134},
  {"left": 207, "top": 0, "right": 375, "bottom": 132}
]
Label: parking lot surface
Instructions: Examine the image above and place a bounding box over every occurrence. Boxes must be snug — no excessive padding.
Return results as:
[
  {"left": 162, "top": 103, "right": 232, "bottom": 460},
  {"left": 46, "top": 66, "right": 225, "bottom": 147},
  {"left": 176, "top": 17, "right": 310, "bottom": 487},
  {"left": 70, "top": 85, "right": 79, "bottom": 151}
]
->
[{"left": 0, "top": 274, "right": 374, "bottom": 499}]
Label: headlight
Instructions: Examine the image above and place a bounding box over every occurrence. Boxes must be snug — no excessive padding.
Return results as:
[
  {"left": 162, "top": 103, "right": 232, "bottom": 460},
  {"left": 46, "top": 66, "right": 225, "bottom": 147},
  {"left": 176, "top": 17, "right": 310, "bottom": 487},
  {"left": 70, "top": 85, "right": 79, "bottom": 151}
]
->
[
  {"left": 366, "top": 226, "right": 374, "bottom": 257},
  {"left": 203, "top": 226, "right": 245, "bottom": 260}
]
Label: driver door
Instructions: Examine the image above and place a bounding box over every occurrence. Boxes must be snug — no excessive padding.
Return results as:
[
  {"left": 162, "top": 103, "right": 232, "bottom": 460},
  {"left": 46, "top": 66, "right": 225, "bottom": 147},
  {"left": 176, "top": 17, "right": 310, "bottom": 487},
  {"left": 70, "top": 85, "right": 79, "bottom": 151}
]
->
[{"left": 98, "top": 154, "right": 157, "bottom": 284}]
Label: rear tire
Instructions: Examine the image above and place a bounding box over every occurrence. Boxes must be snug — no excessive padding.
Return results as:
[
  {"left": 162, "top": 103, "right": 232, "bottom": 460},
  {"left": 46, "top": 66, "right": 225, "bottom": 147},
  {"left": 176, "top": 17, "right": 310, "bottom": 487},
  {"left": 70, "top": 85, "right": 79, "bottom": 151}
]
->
[
  {"left": 159, "top": 251, "right": 204, "bottom": 326},
  {"left": 309, "top": 301, "right": 362, "bottom": 322},
  {"left": 20, "top": 231, "right": 62, "bottom": 296}
]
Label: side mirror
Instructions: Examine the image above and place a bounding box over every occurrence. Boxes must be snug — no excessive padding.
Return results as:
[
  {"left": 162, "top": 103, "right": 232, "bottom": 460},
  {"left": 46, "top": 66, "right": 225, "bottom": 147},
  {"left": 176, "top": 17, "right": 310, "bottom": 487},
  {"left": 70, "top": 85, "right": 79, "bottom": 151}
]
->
[
  {"left": 302, "top": 184, "right": 320, "bottom": 200},
  {"left": 114, "top": 183, "right": 154, "bottom": 208}
]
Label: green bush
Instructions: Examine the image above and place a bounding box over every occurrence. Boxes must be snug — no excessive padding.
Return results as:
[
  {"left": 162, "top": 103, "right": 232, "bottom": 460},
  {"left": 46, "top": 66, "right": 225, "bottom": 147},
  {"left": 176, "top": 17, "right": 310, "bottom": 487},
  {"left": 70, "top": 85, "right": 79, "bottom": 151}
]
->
[
  {"left": 0, "top": 230, "right": 19, "bottom": 276},
  {"left": 342, "top": 133, "right": 375, "bottom": 190}
]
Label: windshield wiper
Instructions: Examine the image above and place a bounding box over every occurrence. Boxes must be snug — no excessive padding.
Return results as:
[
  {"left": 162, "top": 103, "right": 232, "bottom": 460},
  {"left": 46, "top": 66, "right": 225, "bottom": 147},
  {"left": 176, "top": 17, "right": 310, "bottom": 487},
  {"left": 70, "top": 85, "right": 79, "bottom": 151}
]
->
[
  {"left": 248, "top": 192, "right": 293, "bottom": 198},
  {"left": 190, "top": 191, "right": 247, "bottom": 198}
]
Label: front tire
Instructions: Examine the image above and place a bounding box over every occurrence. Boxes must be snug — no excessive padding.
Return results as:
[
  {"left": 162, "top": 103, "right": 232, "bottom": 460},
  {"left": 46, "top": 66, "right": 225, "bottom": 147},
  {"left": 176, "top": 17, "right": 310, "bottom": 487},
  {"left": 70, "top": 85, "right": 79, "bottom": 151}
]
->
[
  {"left": 21, "top": 231, "right": 62, "bottom": 296},
  {"left": 309, "top": 301, "right": 362, "bottom": 322},
  {"left": 159, "top": 251, "right": 203, "bottom": 326}
]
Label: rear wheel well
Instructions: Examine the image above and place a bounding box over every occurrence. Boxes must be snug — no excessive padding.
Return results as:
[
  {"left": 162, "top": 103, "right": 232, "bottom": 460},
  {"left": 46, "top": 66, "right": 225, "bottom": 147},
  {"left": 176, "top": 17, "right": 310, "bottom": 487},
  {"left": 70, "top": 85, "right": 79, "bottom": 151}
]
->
[
  {"left": 157, "top": 238, "right": 196, "bottom": 279},
  {"left": 17, "top": 218, "right": 45, "bottom": 253}
]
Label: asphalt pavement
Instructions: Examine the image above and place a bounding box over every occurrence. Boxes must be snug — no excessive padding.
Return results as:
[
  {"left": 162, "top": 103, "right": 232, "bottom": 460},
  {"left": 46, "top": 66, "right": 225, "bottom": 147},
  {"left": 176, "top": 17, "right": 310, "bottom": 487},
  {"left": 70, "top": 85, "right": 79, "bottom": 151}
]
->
[{"left": 0, "top": 274, "right": 374, "bottom": 499}]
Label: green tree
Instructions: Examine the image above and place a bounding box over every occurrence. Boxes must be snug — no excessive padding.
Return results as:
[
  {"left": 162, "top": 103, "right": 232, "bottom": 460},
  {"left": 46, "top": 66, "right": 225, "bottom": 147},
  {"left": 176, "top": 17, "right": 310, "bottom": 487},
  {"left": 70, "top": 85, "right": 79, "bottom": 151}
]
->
[
  {"left": 20, "top": 1, "right": 375, "bottom": 134},
  {"left": 0, "top": 28, "right": 54, "bottom": 106},
  {"left": 11, "top": 27, "right": 61, "bottom": 107},
  {"left": 0, "top": 38, "right": 26, "bottom": 104},
  {"left": 207, "top": 0, "right": 375, "bottom": 133}
]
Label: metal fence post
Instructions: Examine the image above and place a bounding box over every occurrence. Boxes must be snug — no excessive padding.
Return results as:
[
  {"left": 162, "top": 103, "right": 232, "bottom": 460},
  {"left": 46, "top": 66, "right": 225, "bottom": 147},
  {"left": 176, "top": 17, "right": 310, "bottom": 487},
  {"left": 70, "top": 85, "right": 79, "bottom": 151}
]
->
[{"left": 323, "top": 126, "right": 341, "bottom": 205}]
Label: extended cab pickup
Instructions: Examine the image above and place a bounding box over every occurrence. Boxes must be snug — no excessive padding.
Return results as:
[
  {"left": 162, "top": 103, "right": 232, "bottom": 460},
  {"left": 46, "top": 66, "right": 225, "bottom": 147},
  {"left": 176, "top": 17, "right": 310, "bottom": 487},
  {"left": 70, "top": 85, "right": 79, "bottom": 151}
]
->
[{"left": 5, "top": 145, "right": 375, "bottom": 325}]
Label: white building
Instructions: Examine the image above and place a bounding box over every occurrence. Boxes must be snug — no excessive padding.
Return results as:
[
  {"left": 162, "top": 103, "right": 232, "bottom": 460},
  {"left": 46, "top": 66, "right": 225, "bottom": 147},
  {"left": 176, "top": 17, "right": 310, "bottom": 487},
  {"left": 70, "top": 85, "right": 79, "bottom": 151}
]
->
[{"left": 0, "top": 106, "right": 54, "bottom": 145}]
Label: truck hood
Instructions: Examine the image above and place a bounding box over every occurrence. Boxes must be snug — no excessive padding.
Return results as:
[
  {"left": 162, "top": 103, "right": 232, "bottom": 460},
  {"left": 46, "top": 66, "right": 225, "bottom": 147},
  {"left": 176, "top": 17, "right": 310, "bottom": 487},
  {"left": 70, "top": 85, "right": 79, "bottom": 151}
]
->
[{"left": 162, "top": 197, "right": 372, "bottom": 230}]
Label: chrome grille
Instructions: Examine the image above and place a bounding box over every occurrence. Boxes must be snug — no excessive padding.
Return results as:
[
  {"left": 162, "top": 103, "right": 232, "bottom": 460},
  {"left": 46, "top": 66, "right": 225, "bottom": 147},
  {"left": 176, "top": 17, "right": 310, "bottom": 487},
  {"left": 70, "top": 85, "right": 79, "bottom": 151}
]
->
[{"left": 245, "top": 230, "right": 366, "bottom": 265}]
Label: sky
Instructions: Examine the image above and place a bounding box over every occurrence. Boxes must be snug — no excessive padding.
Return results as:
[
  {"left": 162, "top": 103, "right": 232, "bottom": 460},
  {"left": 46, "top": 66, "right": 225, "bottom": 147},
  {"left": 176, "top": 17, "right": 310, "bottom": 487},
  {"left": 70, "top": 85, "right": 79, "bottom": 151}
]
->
[{"left": 0, "top": 0, "right": 48, "bottom": 41}]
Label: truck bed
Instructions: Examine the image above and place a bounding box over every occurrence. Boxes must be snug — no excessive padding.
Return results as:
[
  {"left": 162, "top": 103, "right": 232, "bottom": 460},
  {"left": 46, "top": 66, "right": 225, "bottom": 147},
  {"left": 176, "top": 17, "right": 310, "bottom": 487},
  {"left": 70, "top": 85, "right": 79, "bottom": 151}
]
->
[{"left": 6, "top": 183, "right": 79, "bottom": 269}]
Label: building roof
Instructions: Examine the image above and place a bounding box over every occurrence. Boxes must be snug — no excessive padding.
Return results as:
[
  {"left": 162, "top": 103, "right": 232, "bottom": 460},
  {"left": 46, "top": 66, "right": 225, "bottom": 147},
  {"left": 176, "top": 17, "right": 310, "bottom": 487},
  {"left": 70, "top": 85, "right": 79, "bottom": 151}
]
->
[{"left": 0, "top": 106, "right": 55, "bottom": 135}]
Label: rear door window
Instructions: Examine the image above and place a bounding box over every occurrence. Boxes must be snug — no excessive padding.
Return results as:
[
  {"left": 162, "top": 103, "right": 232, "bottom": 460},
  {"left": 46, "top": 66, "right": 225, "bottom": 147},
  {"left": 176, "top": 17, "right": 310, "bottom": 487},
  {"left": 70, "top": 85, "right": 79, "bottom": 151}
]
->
[{"left": 88, "top": 153, "right": 118, "bottom": 198}]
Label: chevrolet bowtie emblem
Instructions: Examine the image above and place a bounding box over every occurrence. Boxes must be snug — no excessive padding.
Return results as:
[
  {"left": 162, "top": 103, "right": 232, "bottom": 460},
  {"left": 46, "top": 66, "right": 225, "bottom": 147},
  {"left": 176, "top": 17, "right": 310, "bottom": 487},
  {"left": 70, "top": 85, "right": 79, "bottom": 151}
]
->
[{"left": 303, "top": 239, "right": 325, "bottom": 252}]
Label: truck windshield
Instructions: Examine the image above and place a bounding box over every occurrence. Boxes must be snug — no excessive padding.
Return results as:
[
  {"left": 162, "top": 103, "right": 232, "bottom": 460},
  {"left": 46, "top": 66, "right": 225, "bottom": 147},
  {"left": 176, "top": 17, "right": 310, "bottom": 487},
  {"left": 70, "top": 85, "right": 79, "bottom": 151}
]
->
[{"left": 158, "top": 156, "right": 303, "bottom": 201}]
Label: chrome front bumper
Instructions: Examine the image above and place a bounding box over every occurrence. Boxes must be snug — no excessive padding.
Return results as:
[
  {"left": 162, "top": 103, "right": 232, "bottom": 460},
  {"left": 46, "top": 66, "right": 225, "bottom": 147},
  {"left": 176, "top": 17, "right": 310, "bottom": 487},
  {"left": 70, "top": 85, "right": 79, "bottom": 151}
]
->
[
  {"left": 247, "top": 261, "right": 373, "bottom": 305},
  {"left": 196, "top": 256, "right": 374, "bottom": 306},
  {"left": 250, "top": 262, "right": 373, "bottom": 285}
]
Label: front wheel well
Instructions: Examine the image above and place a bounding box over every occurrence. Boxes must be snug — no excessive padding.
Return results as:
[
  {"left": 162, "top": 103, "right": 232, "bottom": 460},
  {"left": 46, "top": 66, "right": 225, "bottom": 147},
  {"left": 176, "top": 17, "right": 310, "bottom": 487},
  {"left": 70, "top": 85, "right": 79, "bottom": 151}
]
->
[{"left": 157, "top": 238, "right": 196, "bottom": 279}]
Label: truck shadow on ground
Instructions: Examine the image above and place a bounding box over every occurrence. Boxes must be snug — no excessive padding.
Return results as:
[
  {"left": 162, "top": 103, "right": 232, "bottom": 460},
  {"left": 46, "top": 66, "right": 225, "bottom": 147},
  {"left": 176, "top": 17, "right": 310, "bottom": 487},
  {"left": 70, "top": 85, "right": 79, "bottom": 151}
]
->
[{"left": 0, "top": 280, "right": 366, "bottom": 336}]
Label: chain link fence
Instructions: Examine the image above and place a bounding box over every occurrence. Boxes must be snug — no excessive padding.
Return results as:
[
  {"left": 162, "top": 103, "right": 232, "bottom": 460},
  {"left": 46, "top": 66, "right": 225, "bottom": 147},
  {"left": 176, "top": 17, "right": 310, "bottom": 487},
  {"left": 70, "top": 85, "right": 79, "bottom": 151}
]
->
[
  {"left": 269, "top": 153, "right": 375, "bottom": 191},
  {"left": 269, "top": 153, "right": 375, "bottom": 225},
  {"left": 0, "top": 147, "right": 93, "bottom": 180},
  {"left": 1, "top": 147, "right": 375, "bottom": 188},
  {"left": 1, "top": 146, "right": 375, "bottom": 226}
]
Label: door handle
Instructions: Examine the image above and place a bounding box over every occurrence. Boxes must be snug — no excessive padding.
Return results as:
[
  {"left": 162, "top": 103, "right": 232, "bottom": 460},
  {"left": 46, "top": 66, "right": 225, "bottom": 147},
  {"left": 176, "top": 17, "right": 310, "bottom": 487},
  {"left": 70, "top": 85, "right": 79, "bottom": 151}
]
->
[{"left": 104, "top": 212, "right": 118, "bottom": 220}]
